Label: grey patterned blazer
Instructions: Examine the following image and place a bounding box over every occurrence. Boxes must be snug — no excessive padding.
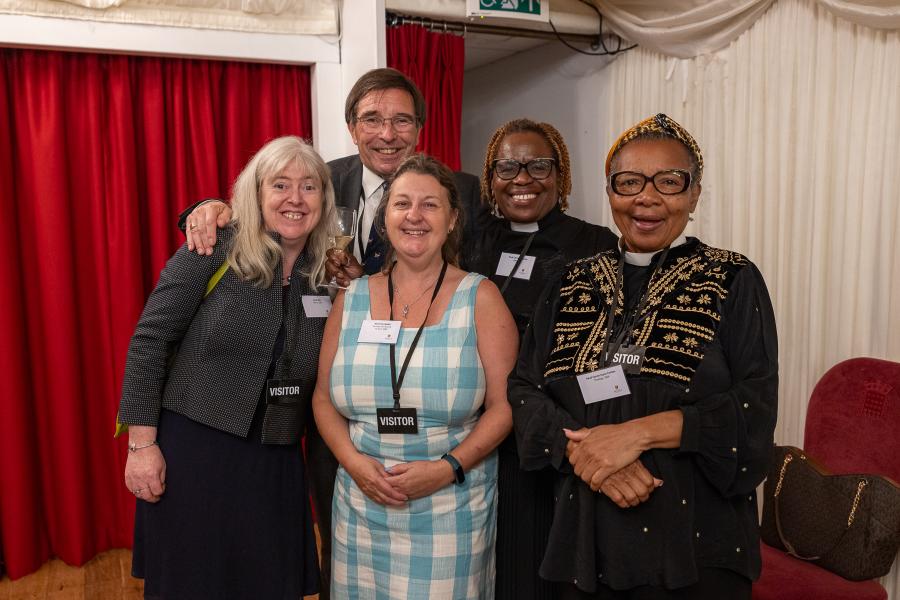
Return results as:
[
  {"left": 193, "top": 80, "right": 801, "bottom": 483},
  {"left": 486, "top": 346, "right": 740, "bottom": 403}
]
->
[{"left": 118, "top": 227, "right": 327, "bottom": 445}]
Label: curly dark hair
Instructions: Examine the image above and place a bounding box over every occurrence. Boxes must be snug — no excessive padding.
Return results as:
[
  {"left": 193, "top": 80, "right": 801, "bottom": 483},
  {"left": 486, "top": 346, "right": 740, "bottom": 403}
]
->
[{"left": 480, "top": 118, "right": 572, "bottom": 213}]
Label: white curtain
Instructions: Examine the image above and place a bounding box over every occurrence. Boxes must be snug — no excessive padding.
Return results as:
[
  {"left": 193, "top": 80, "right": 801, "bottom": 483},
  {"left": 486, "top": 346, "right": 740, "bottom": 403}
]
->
[
  {"left": 595, "top": 0, "right": 900, "bottom": 592},
  {"left": 593, "top": 0, "right": 900, "bottom": 57},
  {"left": 0, "top": 0, "right": 338, "bottom": 34}
]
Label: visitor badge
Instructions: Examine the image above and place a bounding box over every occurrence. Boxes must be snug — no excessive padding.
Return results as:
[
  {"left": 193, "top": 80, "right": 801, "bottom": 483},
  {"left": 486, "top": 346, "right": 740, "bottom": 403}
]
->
[
  {"left": 376, "top": 407, "right": 419, "bottom": 434},
  {"left": 358, "top": 319, "right": 402, "bottom": 344},
  {"left": 496, "top": 252, "right": 536, "bottom": 280},
  {"left": 266, "top": 378, "right": 304, "bottom": 406},
  {"left": 609, "top": 345, "right": 646, "bottom": 375},
  {"left": 302, "top": 295, "right": 332, "bottom": 318},
  {"left": 577, "top": 366, "right": 631, "bottom": 404}
]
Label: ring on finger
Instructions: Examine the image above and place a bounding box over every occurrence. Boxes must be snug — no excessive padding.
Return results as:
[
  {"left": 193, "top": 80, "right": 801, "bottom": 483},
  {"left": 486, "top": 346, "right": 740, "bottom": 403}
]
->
[{"left": 189, "top": 223, "right": 198, "bottom": 231}]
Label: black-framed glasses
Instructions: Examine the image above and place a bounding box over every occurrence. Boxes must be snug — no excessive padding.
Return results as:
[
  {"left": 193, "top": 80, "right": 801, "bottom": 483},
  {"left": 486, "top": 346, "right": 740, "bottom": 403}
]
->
[
  {"left": 492, "top": 158, "right": 556, "bottom": 181},
  {"left": 355, "top": 114, "right": 417, "bottom": 133},
  {"left": 609, "top": 170, "right": 692, "bottom": 196}
]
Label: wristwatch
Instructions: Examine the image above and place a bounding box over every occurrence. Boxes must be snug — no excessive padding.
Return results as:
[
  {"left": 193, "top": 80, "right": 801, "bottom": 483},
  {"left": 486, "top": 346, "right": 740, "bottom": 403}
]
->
[{"left": 441, "top": 453, "right": 465, "bottom": 485}]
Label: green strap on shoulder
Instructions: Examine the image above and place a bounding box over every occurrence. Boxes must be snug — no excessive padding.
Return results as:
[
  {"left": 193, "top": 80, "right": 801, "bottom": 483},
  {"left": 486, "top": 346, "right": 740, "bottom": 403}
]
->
[
  {"left": 115, "top": 261, "right": 228, "bottom": 438},
  {"left": 205, "top": 261, "right": 230, "bottom": 298}
]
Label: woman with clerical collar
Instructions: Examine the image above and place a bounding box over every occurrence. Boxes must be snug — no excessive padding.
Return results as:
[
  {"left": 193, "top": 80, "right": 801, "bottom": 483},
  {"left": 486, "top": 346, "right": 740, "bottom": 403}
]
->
[
  {"left": 466, "top": 118, "right": 618, "bottom": 335},
  {"left": 466, "top": 118, "right": 619, "bottom": 600},
  {"left": 508, "top": 114, "right": 778, "bottom": 599}
]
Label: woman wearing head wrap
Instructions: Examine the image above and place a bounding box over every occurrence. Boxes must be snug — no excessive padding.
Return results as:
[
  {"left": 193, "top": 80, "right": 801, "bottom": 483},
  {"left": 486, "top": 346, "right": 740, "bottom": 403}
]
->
[{"left": 509, "top": 115, "right": 778, "bottom": 599}]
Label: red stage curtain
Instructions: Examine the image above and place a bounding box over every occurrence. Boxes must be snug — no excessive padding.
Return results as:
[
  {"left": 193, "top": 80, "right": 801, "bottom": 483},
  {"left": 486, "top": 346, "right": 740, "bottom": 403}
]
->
[
  {"left": 0, "top": 48, "right": 311, "bottom": 579},
  {"left": 387, "top": 24, "right": 465, "bottom": 170}
]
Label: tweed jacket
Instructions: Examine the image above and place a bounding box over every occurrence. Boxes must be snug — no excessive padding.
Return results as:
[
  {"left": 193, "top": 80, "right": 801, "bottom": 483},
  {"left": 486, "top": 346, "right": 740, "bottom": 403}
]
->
[
  {"left": 327, "top": 154, "right": 484, "bottom": 270},
  {"left": 119, "top": 227, "right": 327, "bottom": 445}
]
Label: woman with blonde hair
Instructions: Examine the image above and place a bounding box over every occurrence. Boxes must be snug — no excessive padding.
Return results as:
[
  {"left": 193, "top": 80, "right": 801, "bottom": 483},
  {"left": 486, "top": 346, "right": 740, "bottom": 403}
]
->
[{"left": 119, "top": 135, "right": 334, "bottom": 599}]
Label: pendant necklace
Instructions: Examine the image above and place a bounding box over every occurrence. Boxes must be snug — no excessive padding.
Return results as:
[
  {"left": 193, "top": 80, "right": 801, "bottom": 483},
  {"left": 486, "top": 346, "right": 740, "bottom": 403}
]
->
[{"left": 395, "top": 278, "right": 437, "bottom": 319}]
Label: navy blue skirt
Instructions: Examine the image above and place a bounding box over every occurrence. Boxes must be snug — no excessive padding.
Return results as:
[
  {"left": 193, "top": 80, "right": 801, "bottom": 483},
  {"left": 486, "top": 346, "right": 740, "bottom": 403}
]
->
[{"left": 133, "top": 408, "right": 319, "bottom": 600}]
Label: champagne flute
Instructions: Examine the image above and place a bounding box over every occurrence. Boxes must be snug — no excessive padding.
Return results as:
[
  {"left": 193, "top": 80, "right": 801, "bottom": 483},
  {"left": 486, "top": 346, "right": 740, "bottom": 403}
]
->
[{"left": 328, "top": 207, "right": 358, "bottom": 289}]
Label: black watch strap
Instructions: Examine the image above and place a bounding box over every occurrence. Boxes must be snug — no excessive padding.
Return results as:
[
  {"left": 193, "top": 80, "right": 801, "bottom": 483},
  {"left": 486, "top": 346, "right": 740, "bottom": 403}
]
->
[{"left": 441, "top": 453, "right": 465, "bottom": 485}]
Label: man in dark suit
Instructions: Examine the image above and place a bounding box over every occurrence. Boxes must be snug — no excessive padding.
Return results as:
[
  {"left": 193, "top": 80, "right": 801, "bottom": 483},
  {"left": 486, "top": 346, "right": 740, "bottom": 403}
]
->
[
  {"left": 180, "top": 68, "right": 481, "bottom": 600},
  {"left": 184, "top": 68, "right": 481, "bottom": 276}
]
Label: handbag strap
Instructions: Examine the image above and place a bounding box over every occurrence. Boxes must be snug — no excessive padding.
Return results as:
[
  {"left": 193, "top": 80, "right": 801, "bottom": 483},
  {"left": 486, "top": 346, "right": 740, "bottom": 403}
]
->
[
  {"left": 773, "top": 451, "right": 869, "bottom": 561},
  {"left": 205, "top": 261, "right": 229, "bottom": 297}
]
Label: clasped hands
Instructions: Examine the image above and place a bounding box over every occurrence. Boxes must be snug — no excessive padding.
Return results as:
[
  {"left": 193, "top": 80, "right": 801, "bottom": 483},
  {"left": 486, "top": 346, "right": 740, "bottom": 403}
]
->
[
  {"left": 564, "top": 424, "right": 663, "bottom": 508},
  {"left": 345, "top": 453, "right": 455, "bottom": 507}
]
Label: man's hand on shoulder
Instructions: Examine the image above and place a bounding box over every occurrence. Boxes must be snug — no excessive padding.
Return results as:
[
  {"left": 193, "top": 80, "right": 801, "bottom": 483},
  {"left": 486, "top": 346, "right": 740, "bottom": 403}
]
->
[{"left": 186, "top": 200, "right": 231, "bottom": 255}]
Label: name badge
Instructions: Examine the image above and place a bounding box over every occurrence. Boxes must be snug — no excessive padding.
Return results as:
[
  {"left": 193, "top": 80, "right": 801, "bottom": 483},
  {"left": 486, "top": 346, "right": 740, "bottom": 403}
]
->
[
  {"left": 266, "top": 377, "right": 304, "bottom": 406},
  {"left": 577, "top": 366, "right": 631, "bottom": 404},
  {"left": 302, "top": 295, "right": 332, "bottom": 318},
  {"left": 609, "top": 345, "right": 646, "bottom": 375},
  {"left": 496, "top": 252, "right": 536, "bottom": 281},
  {"left": 358, "top": 319, "right": 402, "bottom": 344},
  {"left": 376, "top": 407, "right": 419, "bottom": 434}
]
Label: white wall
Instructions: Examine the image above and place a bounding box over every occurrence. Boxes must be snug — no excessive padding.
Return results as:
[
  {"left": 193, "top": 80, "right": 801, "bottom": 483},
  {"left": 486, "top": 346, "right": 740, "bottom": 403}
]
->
[{"left": 461, "top": 42, "right": 617, "bottom": 226}]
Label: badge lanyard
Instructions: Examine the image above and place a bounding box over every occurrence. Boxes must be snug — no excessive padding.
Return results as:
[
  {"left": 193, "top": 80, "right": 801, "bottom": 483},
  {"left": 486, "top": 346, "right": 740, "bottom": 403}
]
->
[
  {"left": 499, "top": 232, "right": 537, "bottom": 296},
  {"left": 387, "top": 260, "right": 448, "bottom": 409},
  {"left": 598, "top": 246, "right": 670, "bottom": 368},
  {"left": 267, "top": 262, "right": 306, "bottom": 406}
]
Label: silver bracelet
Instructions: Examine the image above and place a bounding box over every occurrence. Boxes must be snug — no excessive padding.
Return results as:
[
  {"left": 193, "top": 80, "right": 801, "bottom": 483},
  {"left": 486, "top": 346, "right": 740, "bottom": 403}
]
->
[{"left": 128, "top": 440, "right": 159, "bottom": 453}]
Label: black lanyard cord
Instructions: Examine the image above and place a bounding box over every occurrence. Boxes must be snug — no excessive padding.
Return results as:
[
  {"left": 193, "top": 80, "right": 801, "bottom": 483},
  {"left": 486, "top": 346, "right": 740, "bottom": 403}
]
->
[
  {"left": 276, "top": 253, "right": 308, "bottom": 378},
  {"left": 499, "top": 231, "right": 537, "bottom": 296},
  {"left": 599, "top": 246, "right": 670, "bottom": 367},
  {"left": 387, "top": 260, "right": 448, "bottom": 409}
]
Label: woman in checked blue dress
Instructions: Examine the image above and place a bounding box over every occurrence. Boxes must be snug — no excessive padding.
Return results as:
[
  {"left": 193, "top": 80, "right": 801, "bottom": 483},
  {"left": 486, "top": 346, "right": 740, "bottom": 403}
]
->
[{"left": 312, "top": 154, "right": 518, "bottom": 599}]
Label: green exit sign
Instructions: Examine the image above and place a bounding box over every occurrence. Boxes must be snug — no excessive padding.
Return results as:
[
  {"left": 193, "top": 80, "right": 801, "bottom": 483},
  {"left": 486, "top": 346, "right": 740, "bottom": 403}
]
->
[{"left": 467, "top": 0, "right": 549, "bottom": 22}]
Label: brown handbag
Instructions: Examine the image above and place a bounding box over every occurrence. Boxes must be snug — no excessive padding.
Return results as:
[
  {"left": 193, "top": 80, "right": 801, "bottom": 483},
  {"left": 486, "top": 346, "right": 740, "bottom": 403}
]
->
[{"left": 760, "top": 445, "right": 900, "bottom": 581}]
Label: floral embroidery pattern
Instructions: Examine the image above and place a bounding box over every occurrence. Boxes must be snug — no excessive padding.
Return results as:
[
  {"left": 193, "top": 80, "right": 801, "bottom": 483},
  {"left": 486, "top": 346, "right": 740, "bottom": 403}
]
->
[{"left": 545, "top": 241, "right": 748, "bottom": 384}]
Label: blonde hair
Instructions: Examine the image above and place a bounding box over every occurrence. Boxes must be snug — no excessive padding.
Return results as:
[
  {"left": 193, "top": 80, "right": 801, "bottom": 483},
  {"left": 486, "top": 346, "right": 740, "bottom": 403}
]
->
[{"left": 228, "top": 136, "right": 336, "bottom": 289}]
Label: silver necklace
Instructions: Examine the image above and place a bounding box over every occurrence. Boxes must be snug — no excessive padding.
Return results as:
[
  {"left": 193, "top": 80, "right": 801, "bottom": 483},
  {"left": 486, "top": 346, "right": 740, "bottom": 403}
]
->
[{"left": 395, "top": 279, "right": 437, "bottom": 319}]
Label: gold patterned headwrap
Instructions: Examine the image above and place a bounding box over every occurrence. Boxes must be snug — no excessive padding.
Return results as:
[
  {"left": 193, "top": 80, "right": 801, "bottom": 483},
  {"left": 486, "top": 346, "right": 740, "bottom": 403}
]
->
[{"left": 604, "top": 113, "right": 704, "bottom": 180}]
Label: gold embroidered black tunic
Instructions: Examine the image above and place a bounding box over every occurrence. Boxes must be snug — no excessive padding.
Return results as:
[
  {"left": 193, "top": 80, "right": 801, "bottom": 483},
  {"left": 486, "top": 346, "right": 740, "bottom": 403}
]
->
[{"left": 508, "top": 237, "right": 778, "bottom": 593}]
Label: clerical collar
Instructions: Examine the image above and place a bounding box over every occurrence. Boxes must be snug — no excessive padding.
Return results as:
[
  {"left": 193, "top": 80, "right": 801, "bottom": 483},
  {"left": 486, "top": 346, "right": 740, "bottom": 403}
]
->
[
  {"left": 624, "top": 235, "right": 687, "bottom": 266},
  {"left": 361, "top": 165, "right": 385, "bottom": 201},
  {"left": 506, "top": 204, "right": 566, "bottom": 232},
  {"left": 510, "top": 221, "right": 539, "bottom": 233}
]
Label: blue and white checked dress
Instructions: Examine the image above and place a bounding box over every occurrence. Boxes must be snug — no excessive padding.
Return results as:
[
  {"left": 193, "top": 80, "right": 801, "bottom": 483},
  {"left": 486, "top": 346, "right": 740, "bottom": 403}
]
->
[{"left": 330, "top": 272, "right": 498, "bottom": 599}]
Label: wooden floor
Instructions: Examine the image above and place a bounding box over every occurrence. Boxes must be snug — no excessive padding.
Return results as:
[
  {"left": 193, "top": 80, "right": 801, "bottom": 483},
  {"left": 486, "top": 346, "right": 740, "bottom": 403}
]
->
[
  {"left": 0, "top": 549, "right": 319, "bottom": 599},
  {"left": 0, "top": 549, "right": 142, "bottom": 600}
]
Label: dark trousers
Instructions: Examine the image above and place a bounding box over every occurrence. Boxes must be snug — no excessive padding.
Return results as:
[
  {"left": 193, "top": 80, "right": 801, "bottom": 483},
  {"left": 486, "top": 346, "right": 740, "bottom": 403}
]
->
[
  {"left": 558, "top": 568, "right": 751, "bottom": 600},
  {"left": 305, "top": 421, "right": 339, "bottom": 600}
]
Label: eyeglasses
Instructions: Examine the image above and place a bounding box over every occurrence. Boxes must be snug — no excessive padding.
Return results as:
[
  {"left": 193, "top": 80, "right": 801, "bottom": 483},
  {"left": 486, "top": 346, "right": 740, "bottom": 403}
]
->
[
  {"left": 355, "top": 114, "right": 417, "bottom": 133},
  {"left": 492, "top": 158, "right": 556, "bottom": 181},
  {"left": 609, "top": 170, "right": 692, "bottom": 196}
]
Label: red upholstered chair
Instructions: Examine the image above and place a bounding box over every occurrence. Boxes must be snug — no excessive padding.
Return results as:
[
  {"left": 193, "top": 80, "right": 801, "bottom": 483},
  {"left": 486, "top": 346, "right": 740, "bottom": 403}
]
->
[{"left": 752, "top": 357, "right": 900, "bottom": 600}]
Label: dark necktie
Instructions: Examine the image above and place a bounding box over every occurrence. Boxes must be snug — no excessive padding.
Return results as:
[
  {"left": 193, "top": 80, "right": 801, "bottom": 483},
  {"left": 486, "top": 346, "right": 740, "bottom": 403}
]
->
[{"left": 361, "top": 181, "right": 387, "bottom": 275}]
